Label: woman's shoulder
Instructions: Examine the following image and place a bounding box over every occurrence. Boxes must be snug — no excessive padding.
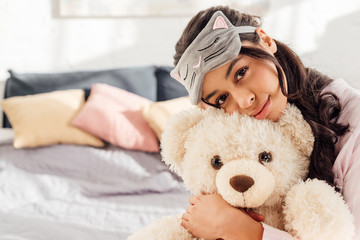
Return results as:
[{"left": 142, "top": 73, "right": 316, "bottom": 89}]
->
[
  {"left": 323, "top": 78, "right": 360, "bottom": 100},
  {"left": 325, "top": 78, "right": 360, "bottom": 152},
  {"left": 323, "top": 78, "right": 360, "bottom": 124},
  {"left": 328, "top": 80, "right": 360, "bottom": 239},
  {"left": 327, "top": 79, "right": 360, "bottom": 192}
]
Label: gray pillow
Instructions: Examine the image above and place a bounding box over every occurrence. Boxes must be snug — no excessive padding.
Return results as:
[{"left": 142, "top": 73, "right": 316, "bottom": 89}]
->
[
  {"left": 155, "top": 66, "right": 188, "bottom": 101},
  {"left": 3, "top": 66, "right": 157, "bottom": 128}
]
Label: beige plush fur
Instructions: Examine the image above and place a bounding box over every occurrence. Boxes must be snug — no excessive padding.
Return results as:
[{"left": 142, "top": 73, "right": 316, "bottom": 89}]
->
[{"left": 128, "top": 104, "right": 354, "bottom": 240}]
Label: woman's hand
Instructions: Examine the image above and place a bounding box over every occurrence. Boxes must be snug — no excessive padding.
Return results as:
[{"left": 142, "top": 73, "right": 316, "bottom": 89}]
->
[
  {"left": 181, "top": 194, "right": 264, "bottom": 240},
  {"left": 247, "top": 208, "right": 266, "bottom": 222}
]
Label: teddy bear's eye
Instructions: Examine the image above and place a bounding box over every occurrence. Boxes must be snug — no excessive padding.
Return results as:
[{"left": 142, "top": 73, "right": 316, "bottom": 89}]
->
[
  {"left": 211, "top": 155, "right": 223, "bottom": 170},
  {"left": 259, "top": 151, "right": 272, "bottom": 164}
]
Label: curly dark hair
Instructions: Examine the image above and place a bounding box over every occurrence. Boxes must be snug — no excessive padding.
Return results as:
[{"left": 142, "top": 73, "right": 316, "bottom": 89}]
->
[{"left": 173, "top": 6, "right": 349, "bottom": 190}]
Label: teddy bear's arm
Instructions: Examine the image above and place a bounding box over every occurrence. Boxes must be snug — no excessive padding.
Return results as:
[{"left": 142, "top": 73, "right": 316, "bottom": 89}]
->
[
  {"left": 127, "top": 214, "right": 197, "bottom": 240},
  {"left": 283, "top": 179, "right": 355, "bottom": 240}
]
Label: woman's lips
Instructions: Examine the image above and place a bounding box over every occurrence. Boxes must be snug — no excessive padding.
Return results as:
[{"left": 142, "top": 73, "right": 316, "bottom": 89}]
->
[{"left": 253, "top": 97, "right": 272, "bottom": 120}]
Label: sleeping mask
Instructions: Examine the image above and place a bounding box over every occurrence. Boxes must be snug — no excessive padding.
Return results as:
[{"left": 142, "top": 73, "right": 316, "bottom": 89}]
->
[{"left": 170, "top": 11, "right": 257, "bottom": 105}]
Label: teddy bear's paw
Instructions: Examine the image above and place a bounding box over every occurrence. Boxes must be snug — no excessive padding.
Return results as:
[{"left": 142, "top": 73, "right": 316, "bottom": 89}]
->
[
  {"left": 283, "top": 179, "right": 355, "bottom": 240},
  {"left": 127, "top": 214, "right": 196, "bottom": 240}
]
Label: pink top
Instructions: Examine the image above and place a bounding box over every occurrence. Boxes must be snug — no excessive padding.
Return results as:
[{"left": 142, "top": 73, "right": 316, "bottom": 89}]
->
[{"left": 262, "top": 78, "right": 360, "bottom": 239}]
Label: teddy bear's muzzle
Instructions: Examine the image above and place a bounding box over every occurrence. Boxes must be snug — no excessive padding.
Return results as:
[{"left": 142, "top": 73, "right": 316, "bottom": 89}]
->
[
  {"left": 216, "top": 160, "right": 275, "bottom": 208},
  {"left": 230, "top": 175, "right": 255, "bottom": 193}
]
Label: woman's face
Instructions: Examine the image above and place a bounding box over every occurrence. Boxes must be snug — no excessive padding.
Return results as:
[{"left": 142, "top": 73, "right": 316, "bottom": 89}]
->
[{"left": 201, "top": 35, "right": 287, "bottom": 121}]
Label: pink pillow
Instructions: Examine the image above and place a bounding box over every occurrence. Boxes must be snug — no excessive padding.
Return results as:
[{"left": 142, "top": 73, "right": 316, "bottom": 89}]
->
[{"left": 72, "top": 84, "right": 159, "bottom": 152}]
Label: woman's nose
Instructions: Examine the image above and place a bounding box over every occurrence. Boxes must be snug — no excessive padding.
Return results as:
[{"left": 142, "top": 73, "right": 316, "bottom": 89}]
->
[{"left": 234, "top": 91, "right": 255, "bottom": 110}]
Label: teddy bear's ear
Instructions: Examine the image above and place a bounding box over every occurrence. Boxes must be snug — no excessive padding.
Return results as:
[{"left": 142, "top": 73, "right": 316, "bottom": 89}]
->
[
  {"left": 160, "top": 108, "right": 204, "bottom": 175},
  {"left": 278, "top": 104, "right": 315, "bottom": 157}
]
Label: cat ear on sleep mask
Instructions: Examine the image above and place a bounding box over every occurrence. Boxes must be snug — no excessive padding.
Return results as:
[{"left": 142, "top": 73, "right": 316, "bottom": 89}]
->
[{"left": 170, "top": 11, "right": 257, "bottom": 105}]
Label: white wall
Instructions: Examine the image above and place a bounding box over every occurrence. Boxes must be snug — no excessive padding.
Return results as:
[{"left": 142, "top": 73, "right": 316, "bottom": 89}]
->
[
  {"left": 1, "top": 0, "right": 360, "bottom": 125},
  {"left": 263, "top": 0, "right": 360, "bottom": 89},
  {"left": 1, "top": 0, "right": 359, "bottom": 82},
  {"left": 0, "top": 0, "right": 190, "bottom": 77}
]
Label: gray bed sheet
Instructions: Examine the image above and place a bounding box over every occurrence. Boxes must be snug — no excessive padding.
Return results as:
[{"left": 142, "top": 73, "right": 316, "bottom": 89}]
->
[{"left": 0, "top": 138, "right": 190, "bottom": 240}]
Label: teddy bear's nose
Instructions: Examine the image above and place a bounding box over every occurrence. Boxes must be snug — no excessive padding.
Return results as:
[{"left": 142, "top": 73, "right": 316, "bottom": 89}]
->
[{"left": 230, "top": 175, "right": 255, "bottom": 193}]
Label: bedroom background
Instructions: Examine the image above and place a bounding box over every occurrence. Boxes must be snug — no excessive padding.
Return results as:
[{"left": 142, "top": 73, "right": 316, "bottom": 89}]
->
[{"left": 1, "top": 0, "right": 360, "bottom": 121}]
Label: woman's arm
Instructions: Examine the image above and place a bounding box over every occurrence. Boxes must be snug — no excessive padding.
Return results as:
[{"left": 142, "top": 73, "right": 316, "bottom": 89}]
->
[
  {"left": 326, "top": 78, "right": 360, "bottom": 239},
  {"left": 336, "top": 130, "right": 360, "bottom": 239}
]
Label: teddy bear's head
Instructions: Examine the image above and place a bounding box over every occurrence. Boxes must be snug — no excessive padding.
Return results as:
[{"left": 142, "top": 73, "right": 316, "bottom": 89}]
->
[{"left": 160, "top": 104, "right": 314, "bottom": 208}]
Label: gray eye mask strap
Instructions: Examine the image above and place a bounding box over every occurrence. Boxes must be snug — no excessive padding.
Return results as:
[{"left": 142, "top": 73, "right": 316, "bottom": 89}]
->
[{"left": 170, "top": 11, "right": 257, "bottom": 105}]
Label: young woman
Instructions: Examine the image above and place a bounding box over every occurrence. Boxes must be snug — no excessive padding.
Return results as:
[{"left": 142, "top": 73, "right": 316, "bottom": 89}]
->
[{"left": 171, "top": 5, "right": 360, "bottom": 240}]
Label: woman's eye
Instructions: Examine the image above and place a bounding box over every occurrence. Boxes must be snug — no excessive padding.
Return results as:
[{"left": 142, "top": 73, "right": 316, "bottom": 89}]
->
[
  {"left": 211, "top": 155, "right": 223, "bottom": 170},
  {"left": 235, "top": 67, "right": 248, "bottom": 83},
  {"left": 215, "top": 94, "right": 228, "bottom": 106}
]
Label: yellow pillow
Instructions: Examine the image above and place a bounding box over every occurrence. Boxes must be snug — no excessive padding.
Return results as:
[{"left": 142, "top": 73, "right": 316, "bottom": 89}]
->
[
  {"left": 1, "top": 89, "right": 104, "bottom": 148},
  {"left": 141, "top": 96, "right": 194, "bottom": 140}
]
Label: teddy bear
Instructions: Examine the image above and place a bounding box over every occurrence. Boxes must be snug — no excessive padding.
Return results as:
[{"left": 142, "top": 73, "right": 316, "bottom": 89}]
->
[{"left": 128, "top": 104, "right": 354, "bottom": 240}]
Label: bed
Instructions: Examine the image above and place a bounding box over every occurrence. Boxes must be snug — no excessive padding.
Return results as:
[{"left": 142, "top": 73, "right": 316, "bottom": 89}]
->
[{"left": 0, "top": 66, "right": 191, "bottom": 240}]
